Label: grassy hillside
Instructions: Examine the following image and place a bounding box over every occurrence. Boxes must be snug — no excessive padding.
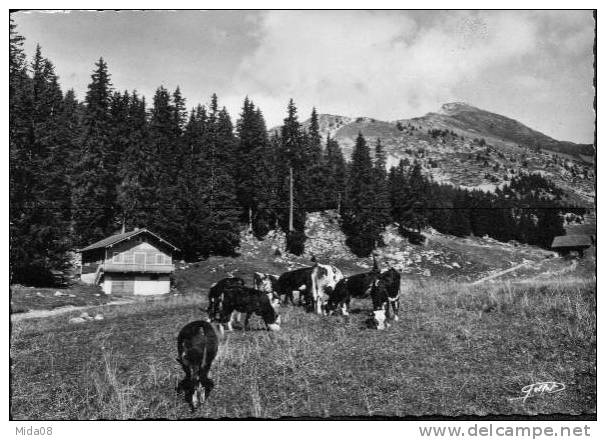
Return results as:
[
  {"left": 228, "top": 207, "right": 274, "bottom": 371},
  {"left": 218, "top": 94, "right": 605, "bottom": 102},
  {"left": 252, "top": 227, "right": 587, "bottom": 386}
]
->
[
  {"left": 10, "top": 213, "right": 595, "bottom": 419},
  {"left": 288, "top": 106, "right": 596, "bottom": 205},
  {"left": 10, "top": 276, "right": 595, "bottom": 419}
]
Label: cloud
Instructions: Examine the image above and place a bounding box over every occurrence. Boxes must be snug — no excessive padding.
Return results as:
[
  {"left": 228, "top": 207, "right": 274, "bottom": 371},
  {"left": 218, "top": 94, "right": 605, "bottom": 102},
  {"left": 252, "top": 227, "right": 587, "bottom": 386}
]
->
[{"left": 228, "top": 11, "right": 548, "bottom": 126}]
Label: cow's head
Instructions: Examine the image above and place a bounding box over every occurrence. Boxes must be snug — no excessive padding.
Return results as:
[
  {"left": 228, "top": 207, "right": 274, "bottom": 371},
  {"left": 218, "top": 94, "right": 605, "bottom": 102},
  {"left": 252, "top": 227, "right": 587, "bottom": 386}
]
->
[
  {"left": 254, "top": 273, "right": 273, "bottom": 294},
  {"left": 261, "top": 299, "right": 281, "bottom": 331},
  {"left": 369, "top": 308, "right": 389, "bottom": 330},
  {"left": 267, "top": 313, "right": 282, "bottom": 331},
  {"left": 177, "top": 363, "right": 214, "bottom": 411}
]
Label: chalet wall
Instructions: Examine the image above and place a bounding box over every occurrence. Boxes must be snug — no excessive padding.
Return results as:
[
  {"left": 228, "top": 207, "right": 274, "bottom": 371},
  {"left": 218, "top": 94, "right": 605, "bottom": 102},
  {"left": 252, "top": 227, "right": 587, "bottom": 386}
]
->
[
  {"left": 106, "top": 238, "right": 172, "bottom": 266},
  {"left": 134, "top": 275, "right": 170, "bottom": 295},
  {"left": 103, "top": 273, "right": 170, "bottom": 295}
]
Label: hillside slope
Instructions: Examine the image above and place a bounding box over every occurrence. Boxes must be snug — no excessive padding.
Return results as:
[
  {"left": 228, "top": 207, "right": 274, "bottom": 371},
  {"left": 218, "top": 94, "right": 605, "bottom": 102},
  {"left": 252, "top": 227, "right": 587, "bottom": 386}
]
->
[
  {"left": 289, "top": 104, "right": 595, "bottom": 206},
  {"left": 406, "top": 102, "right": 594, "bottom": 159},
  {"left": 174, "top": 210, "right": 577, "bottom": 286}
]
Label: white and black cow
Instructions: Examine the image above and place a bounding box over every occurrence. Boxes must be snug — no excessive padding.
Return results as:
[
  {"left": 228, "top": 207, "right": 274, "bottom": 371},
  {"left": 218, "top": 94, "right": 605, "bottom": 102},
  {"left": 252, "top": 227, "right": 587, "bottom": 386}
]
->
[
  {"left": 252, "top": 272, "right": 280, "bottom": 307},
  {"left": 209, "top": 279, "right": 281, "bottom": 331},
  {"left": 369, "top": 267, "right": 401, "bottom": 329},
  {"left": 176, "top": 319, "right": 223, "bottom": 410},
  {"left": 310, "top": 263, "right": 343, "bottom": 315},
  {"left": 326, "top": 270, "right": 381, "bottom": 316}
]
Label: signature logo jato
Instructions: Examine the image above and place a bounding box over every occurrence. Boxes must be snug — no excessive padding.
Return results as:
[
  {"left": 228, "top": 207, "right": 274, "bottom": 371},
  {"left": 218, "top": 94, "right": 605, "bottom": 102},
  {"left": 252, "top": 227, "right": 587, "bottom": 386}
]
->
[{"left": 509, "top": 382, "right": 566, "bottom": 403}]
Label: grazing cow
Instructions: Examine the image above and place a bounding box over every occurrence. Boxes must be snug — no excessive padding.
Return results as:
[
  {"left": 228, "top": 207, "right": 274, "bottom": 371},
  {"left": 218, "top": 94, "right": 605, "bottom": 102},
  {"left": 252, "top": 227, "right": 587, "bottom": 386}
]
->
[
  {"left": 253, "top": 272, "right": 280, "bottom": 306},
  {"left": 369, "top": 267, "right": 401, "bottom": 329},
  {"left": 207, "top": 277, "right": 245, "bottom": 321},
  {"left": 310, "top": 263, "right": 344, "bottom": 315},
  {"left": 326, "top": 270, "right": 381, "bottom": 316},
  {"left": 211, "top": 283, "right": 281, "bottom": 331},
  {"left": 176, "top": 319, "right": 223, "bottom": 410},
  {"left": 275, "top": 267, "right": 314, "bottom": 306}
]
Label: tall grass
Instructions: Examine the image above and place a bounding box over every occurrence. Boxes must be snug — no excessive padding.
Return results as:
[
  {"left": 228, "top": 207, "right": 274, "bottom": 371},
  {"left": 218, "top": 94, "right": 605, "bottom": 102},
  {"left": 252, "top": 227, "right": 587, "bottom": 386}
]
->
[{"left": 11, "top": 276, "right": 595, "bottom": 419}]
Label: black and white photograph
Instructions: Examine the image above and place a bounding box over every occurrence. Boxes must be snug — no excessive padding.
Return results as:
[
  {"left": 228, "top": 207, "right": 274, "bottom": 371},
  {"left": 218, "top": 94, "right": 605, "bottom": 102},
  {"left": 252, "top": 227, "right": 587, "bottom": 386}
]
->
[{"left": 8, "top": 7, "right": 597, "bottom": 427}]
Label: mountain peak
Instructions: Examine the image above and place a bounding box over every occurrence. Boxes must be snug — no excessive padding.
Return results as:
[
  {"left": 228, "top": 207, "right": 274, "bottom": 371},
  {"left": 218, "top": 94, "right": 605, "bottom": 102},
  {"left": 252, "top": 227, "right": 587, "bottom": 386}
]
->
[{"left": 439, "top": 102, "right": 480, "bottom": 115}]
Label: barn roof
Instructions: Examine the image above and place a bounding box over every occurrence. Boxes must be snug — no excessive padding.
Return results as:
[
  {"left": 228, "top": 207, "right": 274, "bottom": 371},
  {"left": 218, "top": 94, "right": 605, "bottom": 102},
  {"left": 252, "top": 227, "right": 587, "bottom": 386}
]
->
[
  {"left": 79, "top": 228, "right": 179, "bottom": 252},
  {"left": 551, "top": 234, "right": 593, "bottom": 249}
]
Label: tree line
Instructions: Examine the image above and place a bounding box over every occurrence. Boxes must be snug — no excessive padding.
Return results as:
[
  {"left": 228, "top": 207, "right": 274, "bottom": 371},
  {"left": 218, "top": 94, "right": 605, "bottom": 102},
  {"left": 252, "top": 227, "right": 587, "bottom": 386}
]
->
[{"left": 10, "top": 21, "right": 571, "bottom": 285}]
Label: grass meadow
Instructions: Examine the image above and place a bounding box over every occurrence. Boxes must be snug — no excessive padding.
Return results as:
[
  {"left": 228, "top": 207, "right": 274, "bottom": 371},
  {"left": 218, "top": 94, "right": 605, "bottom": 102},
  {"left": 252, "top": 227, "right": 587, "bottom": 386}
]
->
[{"left": 10, "top": 276, "right": 596, "bottom": 419}]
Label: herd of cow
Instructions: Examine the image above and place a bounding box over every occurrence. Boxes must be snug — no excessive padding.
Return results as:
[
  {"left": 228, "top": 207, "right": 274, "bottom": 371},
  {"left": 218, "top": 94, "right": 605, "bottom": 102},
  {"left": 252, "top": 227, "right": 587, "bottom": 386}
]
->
[{"left": 176, "top": 257, "right": 402, "bottom": 410}]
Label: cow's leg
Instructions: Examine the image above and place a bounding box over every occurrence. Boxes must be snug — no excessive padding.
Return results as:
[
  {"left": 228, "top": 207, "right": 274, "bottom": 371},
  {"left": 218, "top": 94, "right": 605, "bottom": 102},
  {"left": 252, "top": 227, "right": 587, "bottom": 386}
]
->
[
  {"left": 340, "top": 299, "right": 349, "bottom": 317},
  {"left": 314, "top": 291, "right": 323, "bottom": 315},
  {"left": 391, "top": 297, "right": 400, "bottom": 321},
  {"left": 222, "top": 310, "right": 237, "bottom": 331},
  {"left": 244, "top": 312, "right": 252, "bottom": 330}
]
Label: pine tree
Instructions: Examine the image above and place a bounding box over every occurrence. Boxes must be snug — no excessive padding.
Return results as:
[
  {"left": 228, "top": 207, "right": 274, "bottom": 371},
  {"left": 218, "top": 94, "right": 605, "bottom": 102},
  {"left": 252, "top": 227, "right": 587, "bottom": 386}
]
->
[
  {"left": 449, "top": 192, "right": 472, "bottom": 237},
  {"left": 146, "top": 86, "right": 182, "bottom": 241},
  {"left": 303, "top": 107, "right": 326, "bottom": 211},
  {"left": 342, "top": 132, "right": 379, "bottom": 257},
  {"left": 235, "top": 98, "right": 277, "bottom": 237},
  {"left": 279, "top": 99, "right": 307, "bottom": 253},
  {"left": 388, "top": 160, "right": 409, "bottom": 225},
  {"left": 116, "top": 91, "right": 153, "bottom": 232},
  {"left": 177, "top": 104, "right": 211, "bottom": 259},
  {"left": 172, "top": 86, "right": 187, "bottom": 136},
  {"left": 11, "top": 43, "right": 74, "bottom": 283},
  {"left": 202, "top": 97, "right": 241, "bottom": 256},
  {"left": 403, "top": 161, "right": 429, "bottom": 232},
  {"left": 324, "top": 135, "right": 347, "bottom": 212},
  {"left": 71, "top": 58, "right": 118, "bottom": 244},
  {"left": 535, "top": 207, "right": 565, "bottom": 249},
  {"left": 372, "top": 138, "right": 392, "bottom": 230}
]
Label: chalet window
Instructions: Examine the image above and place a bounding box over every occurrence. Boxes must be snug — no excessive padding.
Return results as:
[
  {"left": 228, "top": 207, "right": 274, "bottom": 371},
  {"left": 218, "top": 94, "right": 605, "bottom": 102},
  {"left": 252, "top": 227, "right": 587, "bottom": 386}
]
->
[
  {"left": 112, "top": 252, "right": 121, "bottom": 263},
  {"left": 156, "top": 254, "right": 164, "bottom": 264},
  {"left": 150, "top": 274, "right": 159, "bottom": 280}
]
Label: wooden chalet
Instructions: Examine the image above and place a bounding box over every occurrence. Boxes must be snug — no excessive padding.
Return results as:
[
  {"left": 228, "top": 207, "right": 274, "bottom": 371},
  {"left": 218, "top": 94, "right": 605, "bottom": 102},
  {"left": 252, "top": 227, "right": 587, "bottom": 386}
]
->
[
  {"left": 79, "top": 228, "right": 179, "bottom": 295},
  {"left": 551, "top": 234, "right": 593, "bottom": 257}
]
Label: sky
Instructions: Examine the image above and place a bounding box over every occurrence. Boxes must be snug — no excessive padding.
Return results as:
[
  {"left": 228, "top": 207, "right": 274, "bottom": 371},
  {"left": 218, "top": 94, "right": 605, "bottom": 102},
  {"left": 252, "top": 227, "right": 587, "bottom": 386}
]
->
[{"left": 13, "top": 10, "right": 595, "bottom": 143}]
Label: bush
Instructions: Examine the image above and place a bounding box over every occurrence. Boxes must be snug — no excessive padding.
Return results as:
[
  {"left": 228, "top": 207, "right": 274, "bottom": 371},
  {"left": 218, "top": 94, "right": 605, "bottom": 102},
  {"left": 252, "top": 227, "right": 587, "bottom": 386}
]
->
[
  {"left": 398, "top": 226, "right": 426, "bottom": 245},
  {"left": 286, "top": 230, "right": 306, "bottom": 255}
]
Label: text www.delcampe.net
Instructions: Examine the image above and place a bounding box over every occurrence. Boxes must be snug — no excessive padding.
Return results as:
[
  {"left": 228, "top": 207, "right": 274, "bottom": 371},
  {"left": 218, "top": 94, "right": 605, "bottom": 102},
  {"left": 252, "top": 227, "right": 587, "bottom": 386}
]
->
[{"left": 419, "top": 424, "right": 591, "bottom": 439}]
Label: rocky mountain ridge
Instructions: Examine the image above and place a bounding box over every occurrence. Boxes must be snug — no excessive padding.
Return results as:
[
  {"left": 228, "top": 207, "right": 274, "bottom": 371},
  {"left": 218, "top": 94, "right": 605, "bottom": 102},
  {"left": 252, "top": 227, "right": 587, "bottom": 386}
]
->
[{"left": 288, "top": 103, "right": 595, "bottom": 206}]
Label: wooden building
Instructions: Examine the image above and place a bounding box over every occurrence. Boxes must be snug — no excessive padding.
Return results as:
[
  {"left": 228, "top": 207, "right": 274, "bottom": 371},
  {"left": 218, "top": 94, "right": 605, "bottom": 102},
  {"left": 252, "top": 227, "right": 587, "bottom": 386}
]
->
[
  {"left": 551, "top": 234, "right": 593, "bottom": 257},
  {"left": 79, "top": 228, "right": 179, "bottom": 295}
]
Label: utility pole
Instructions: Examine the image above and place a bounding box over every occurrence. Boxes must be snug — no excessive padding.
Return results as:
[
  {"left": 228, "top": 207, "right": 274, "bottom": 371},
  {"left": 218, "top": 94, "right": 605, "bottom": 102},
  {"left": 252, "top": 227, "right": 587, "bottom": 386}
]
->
[{"left": 248, "top": 207, "right": 253, "bottom": 233}]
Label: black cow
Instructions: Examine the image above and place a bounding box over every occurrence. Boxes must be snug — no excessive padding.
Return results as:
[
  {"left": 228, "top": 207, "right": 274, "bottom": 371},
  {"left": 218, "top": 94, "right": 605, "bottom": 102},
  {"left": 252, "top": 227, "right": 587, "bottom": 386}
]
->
[
  {"left": 207, "top": 277, "right": 245, "bottom": 321},
  {"left": 212, "top": 284, "right": 281, "bottom": 331},
  {"left": 369, "top": 267, "right": 401, "bottom": 329},
  {"left": 326, "top": 271, "right": 381, "bottom": 316},
  {"left": 275, "top": 266, "right": 314, "bottom": 306},
  {"left": 253, "top": 272, "right": 280, "bottom": 306},
  {"left": 176, "top": 320, "right": 222, "bottom": 410}
]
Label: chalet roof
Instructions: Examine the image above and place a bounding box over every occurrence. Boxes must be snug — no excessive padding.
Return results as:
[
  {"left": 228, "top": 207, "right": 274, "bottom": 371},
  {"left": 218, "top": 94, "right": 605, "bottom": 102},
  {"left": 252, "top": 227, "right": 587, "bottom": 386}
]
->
[
  {"left": 564, "top": 224, "right": 596, "bottom": 237},
  {"left": 551, "top": 234, "right": 593, "bottom": 249},
  {"left": 79, "top": 228, "right": 179, "bottom": 253}
]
